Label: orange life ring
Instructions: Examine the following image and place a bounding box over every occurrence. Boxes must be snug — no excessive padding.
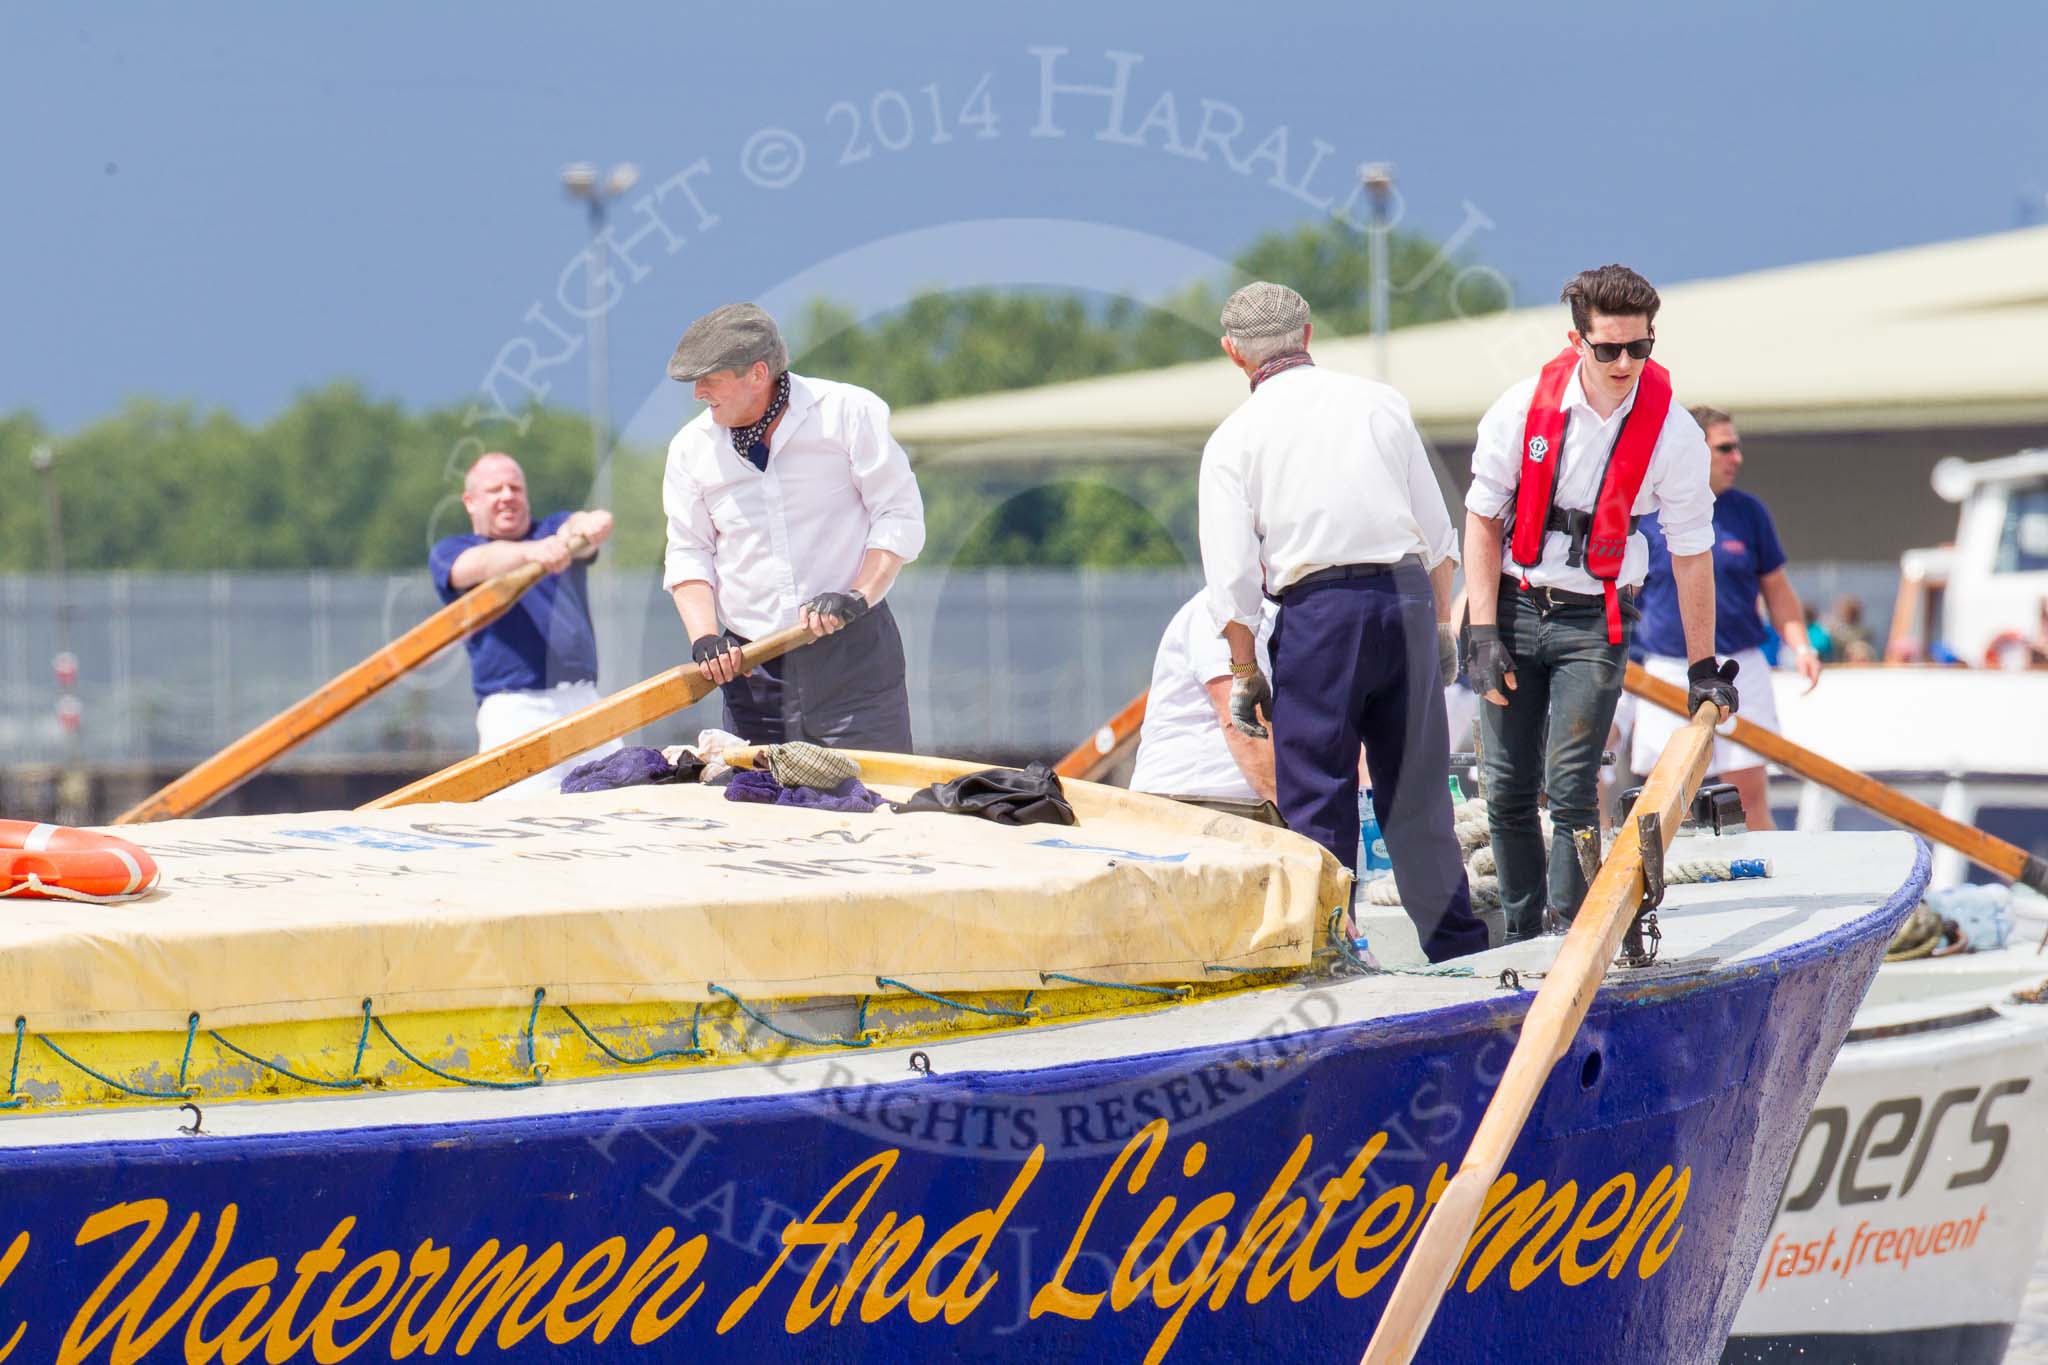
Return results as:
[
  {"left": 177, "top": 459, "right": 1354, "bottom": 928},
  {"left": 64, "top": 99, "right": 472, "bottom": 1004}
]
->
[
  {"left": 0, "top": 821, "right": 159, "bottom": 902},
  {"left": 1984, "top": 630, "right": 2032, "bottom": 668}
]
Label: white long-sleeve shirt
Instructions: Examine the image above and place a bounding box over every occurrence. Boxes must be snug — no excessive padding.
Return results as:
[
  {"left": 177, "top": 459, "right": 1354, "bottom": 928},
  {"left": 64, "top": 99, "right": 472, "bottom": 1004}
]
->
[
  {"left": 1465, "top": 364, "right": 1713, "bottom": 593},
  {"left": 662, "top": 373, "right": 926, "bottom": 640},
  {"left": 1198, "top": 366, "right": 1459, "bottom": 634}
]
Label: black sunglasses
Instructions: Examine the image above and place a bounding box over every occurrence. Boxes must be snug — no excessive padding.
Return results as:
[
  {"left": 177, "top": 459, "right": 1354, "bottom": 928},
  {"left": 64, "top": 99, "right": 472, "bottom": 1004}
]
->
[{"left": 1582, "top": 336, "right": 1655, "bottom": 362}]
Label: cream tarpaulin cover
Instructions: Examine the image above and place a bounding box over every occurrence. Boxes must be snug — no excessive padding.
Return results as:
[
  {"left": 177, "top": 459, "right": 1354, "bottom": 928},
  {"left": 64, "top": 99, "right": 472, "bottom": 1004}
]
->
[{"left": 6, "top": 778, "right": 1345, "bottom": 1033}]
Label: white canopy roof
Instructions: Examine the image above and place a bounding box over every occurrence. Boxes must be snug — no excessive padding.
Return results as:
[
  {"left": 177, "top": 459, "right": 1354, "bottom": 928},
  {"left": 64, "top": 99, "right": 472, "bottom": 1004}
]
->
[{"left": 892, "top": 226, "right": 2048, "bottom": 456}]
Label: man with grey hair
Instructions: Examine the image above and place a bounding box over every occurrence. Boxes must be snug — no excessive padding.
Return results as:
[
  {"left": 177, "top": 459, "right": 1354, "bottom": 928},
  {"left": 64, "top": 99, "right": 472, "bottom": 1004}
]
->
[
  {"left": 1198, "top": 282, "right": 1487, "bottom": 962},
  {"left": 662, "top": 303, "right": 926, "bottom": 749}
]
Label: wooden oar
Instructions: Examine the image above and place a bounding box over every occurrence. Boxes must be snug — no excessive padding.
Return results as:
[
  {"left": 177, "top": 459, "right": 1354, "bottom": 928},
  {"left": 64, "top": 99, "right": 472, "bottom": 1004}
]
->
[
  {"left": 1053, "top": 688, "right": 1148, "bottom": 782},
  {"left": 360, "top": 623, "right": 816, "bottom": 808},
  {"left": 115, "top": 537, "right": 590, "bottom": 824},
  {"left": 1360, "top": 698, "right": 1720, "bottom": 1364},
  {"left": 1625, "top": 662, "right": 2048, "bottom": 895}
]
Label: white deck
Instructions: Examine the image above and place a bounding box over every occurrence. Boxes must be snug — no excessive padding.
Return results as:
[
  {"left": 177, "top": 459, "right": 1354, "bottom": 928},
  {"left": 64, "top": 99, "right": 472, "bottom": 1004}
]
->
[{"left": 0, "top": 830, "right": 1919, "bottom": 1150}]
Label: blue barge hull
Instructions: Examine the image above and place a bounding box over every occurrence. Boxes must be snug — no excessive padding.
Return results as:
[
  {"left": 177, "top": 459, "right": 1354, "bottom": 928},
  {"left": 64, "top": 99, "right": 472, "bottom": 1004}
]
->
[{"left": 0, "top": 843, "right": 1925, "bottom": 1364}]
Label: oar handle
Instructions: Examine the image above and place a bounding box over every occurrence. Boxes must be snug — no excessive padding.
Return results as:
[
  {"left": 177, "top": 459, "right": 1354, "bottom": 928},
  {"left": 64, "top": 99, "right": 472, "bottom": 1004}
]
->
[
  {"left": 113, "top": 531, "right": 598, "bottom": 824},
  {"left": 1359, "top": 700, "right": 1721, "bottom": 1364},
  {"left": 360, "top": 622, "right": 819, "bottom": 808},
  {"left": 1624, "top": 663, "right": 2048, "bottom": 893},
  {"left": 1054, "top": 688, "right": 1149, "bottom": 781},
  {"left": 501, "top": 531, "right": 592, "bottom": 588}
]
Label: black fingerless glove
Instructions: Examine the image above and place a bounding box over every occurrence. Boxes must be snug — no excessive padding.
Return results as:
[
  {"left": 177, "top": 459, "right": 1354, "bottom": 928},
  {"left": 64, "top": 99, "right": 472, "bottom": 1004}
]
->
[
  {"left": 1687, "top": 656, "right": 1740, "bottom": 716},
  {"left": 1467, "top": 624, "right": 1517, "bottom": 697},
  {"left": 692, "top": 632, "right": 740, "bottom": 665},
  {"left": 801, "top": 589, "right": 869, "bottom": 627}
]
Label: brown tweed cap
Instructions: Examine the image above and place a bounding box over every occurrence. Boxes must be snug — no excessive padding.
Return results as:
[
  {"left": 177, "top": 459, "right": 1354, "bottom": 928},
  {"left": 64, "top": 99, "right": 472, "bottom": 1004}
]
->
[{"left": 1220, "top": 281, "right": 1311, "bottom": 338}]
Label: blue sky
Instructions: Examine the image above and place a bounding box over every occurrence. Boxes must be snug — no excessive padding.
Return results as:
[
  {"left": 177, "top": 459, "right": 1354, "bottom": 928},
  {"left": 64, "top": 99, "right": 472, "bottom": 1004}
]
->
[{"left": 5, "top": 1, "right": 2044, "bottom": 433}]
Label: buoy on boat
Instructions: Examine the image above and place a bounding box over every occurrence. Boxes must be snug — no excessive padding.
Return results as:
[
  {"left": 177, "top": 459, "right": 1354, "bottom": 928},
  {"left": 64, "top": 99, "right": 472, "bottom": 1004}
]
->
[{"left": 0, "top": 821, "right": 159, "bottom": 902}]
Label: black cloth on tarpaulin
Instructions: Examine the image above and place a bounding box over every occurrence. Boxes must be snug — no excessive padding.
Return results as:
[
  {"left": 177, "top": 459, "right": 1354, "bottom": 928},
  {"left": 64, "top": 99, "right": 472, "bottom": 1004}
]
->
[{"left": 890, "top": 761, "right": 1077, "bottom": 827}]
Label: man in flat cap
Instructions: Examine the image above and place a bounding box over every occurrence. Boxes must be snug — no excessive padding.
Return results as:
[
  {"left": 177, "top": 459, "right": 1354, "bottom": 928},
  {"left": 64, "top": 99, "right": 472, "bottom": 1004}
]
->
[
  {"left": 1198, "top": 282, "right": 1488, "bottom": 961},
  {"left": 662, "top": 303, "right": 926, "bottom": 750}
]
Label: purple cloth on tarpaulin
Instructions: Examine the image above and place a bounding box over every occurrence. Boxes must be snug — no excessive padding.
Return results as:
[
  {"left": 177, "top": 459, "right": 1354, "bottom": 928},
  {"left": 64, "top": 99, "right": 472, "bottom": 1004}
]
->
[
  {"left": 560, "top": 745, "right": 704, "bottom": 794},
  {"left": 724, "top": 768, "right": 884, "bottom": 813}
]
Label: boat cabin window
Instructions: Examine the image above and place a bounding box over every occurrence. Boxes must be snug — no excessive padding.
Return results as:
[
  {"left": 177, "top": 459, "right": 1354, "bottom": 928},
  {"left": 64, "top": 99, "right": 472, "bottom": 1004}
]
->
[
  {"left": 1993, "top": 486, "right": 2048, "bottom": 574},
  {"left": 1825, "top": 805, "right": 1895, "bottom": 834},
  {"left": 1966, "top": 805, "right": 2048, "bottom": 885}
]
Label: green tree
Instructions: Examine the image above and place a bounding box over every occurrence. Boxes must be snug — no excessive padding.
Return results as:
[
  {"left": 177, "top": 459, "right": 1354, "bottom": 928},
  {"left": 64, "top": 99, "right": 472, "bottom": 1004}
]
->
[{"left": 0, "top": 215, "right": 1507, "bottom": 573}]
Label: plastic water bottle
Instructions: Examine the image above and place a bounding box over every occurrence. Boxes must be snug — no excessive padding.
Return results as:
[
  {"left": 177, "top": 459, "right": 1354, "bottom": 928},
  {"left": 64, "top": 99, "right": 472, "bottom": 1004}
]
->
[
  {"left": 1358, "top": 789, "right": 1393, "bottom": 880},
  {"left": 1448, "top": 774, "right": 1467, "bottom": 806}
]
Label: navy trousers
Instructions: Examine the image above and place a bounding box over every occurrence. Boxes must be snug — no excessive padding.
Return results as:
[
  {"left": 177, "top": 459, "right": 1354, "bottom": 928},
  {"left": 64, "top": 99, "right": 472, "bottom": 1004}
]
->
[
  {"left": 720, "top": 601, "right": 914, "bottom": 751},
  {"left": 1268, "top": 565, "right": 1488, "bottom": 963}
]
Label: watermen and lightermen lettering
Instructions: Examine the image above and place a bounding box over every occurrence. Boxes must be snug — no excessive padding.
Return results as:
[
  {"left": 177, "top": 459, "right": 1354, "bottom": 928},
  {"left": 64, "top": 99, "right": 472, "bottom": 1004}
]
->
[{"left": 18, "top": 1119, "right": 1688, "bottom": 1364}]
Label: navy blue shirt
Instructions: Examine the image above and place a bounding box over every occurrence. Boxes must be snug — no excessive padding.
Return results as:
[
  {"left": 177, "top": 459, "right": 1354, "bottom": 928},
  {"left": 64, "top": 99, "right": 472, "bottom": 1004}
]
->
[
  {"left": 1636, "top": 488, "right": 1786, "bottom": 658},
  {"left": 430, "top": 511, "right": 600, "bottom": 701}
]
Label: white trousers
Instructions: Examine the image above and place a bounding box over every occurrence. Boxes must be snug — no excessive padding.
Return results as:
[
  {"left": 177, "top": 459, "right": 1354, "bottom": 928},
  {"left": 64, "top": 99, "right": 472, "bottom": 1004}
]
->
[
  {"left": 474, "top": 681, "right": 622, "bottom": 802},
  {"left": 1629, "top": 646, "right": 1779, "bottom": 774}
]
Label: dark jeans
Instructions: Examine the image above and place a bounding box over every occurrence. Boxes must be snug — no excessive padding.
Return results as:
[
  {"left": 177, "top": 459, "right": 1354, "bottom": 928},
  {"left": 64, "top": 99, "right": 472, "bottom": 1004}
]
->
[
  {"left": 721, "top": 601, "right": 914, "bottom": 751},
  {"left": 1269, "top": 564, "right": 1487, "bottom": 963},
  {"left": 1478, "top": 582, "right": 1627, "bottom": 940}
]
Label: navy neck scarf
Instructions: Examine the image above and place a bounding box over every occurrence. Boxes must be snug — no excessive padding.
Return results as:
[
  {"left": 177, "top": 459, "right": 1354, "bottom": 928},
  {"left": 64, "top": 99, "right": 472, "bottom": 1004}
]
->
[{"left": 730, "top": 371, "right": 791, "bottom": 471}]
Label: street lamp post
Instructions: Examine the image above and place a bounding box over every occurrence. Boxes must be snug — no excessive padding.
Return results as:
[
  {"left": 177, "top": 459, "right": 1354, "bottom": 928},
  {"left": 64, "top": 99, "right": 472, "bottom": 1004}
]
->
[
  {"left": 560, "top": 162, "right": 640, "bottom": 512},
  {"left": 30, "top": 442, "right": 87, "bottom": 823},
  {"left": 1359, "top": 163, "right": 1396, "bottom": 382}
]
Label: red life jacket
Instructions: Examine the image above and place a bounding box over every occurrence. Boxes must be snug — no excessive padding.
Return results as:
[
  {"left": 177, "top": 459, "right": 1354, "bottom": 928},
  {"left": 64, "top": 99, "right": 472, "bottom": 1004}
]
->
[{"left": 1508, "top": 346, "right": 1673, "bottom": 644}]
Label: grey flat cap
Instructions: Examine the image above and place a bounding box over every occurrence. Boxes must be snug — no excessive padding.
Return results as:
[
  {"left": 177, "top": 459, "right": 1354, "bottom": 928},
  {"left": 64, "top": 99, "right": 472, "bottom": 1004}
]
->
[
  {"left": 1220, "top": 281, "right": 1311, "bottom": 338},
  {"left": 668, "top": 303, "right": 789, "bottom": 382}
]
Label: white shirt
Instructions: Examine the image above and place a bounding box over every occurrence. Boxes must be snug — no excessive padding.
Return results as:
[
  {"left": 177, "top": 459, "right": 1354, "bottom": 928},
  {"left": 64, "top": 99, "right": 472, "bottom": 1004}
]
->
[
  {"left": 662, "top": 373, "right": 926, "bottom": 640},
  {"left": 1198, "top": 366, "right": 1459, "bottom": 634},
  {"left": 1466, "top": 364, "right": 1713, "bottom": 593},
  {"left": 1129, "top": 594, "right": 1277, "bottom": 801}
]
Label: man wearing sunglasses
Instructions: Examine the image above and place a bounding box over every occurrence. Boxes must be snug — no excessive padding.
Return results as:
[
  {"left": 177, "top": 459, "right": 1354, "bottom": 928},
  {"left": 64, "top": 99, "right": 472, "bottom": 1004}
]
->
[
  {"left": 1462, "top": 265, "right": 1735, "bottom": 942},
  {"left": 1630, "top": 406, "right": 1822, "bottom": 828}
]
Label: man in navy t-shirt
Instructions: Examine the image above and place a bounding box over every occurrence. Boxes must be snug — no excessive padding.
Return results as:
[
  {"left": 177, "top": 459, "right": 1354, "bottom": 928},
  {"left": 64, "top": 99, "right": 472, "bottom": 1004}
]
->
[
  {"left": 429, "top": 452, "right": 619, "bottom": 799},
  {"left": 1629, "top": 406, "right": 1822, "bottom": 827}
]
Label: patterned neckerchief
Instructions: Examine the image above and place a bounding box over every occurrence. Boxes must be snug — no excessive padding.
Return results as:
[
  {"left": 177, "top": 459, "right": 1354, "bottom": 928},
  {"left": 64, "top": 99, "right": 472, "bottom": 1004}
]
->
[
  {"left": 1249, "top": 350, "right": 1314, "bottom": 392},
  {"left": 730, "top": 370, "right": 792, "bottom": 471}
]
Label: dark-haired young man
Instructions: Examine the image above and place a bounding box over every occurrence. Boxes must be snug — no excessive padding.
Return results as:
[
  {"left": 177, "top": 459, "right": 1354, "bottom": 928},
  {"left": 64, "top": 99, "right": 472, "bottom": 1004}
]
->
[{"left": 1462, "top": 265, "right": 1737, "bottom": 940}]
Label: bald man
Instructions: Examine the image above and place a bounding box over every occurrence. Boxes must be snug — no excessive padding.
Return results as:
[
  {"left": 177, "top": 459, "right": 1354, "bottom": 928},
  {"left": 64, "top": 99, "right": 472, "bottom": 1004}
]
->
[{"left": 429, "top": 452, "right": 619, "bottom": 799}]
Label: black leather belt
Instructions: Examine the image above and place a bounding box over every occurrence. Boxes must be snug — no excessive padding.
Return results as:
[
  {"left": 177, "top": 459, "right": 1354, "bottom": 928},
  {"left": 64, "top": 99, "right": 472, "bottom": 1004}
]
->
[
  {"left": 1504, "top": 575, "right": 1639, "bottom": 616},
  {"left": 1270, "top": 557, "right": 1416, "bottom": 603}
]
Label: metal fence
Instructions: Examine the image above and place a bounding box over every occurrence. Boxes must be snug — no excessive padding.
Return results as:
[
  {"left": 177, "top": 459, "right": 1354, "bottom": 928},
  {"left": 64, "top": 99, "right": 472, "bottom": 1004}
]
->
[{"left": 0, "top": 561, "right": 1901, "bottom": 767}]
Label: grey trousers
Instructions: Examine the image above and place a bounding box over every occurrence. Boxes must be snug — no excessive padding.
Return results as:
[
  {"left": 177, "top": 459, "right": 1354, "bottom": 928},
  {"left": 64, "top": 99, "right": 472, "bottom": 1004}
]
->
[
  {"left": 1478, "top": 585, "right": 1627, "bottom": 940},
  {"left": 720, "top": 602, "right": 914, "bottom": 751}
]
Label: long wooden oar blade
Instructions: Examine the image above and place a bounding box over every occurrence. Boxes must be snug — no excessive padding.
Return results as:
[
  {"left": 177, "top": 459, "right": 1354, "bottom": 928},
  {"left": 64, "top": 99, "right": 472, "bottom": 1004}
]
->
[
  {"left": 114, "top": 555, "right": 566, "bottom": 825},
  {"left": 1625, "top": 662, "right": 2048, "bottom": 893},
  {"left": 1054, "top": 688, "right": 1148, "bottom": 782},
  {"left": 1361, "top": 700, "right": 1720, "bottom": 1364},
  {"left": 360, "top": 624, "right": 816, "bottom": 809}
]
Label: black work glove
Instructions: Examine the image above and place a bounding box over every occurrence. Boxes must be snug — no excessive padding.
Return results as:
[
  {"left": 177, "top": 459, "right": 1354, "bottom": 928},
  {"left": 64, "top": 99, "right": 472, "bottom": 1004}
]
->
[
  {"left": 801, "top": 589, "right": 869, "bottom": 629},
  {"left": 1228, "top": 664, "right": 1273, "bottom": 738},
  {"left": 692, "top": 632, "right": 741, "bottom": 666},
  {"left": 1687, "top": 656, "right": 1741, "bottom": 718},
  {"left": 1467, "top": 624, "right": 1517, "bottom": 702}
]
